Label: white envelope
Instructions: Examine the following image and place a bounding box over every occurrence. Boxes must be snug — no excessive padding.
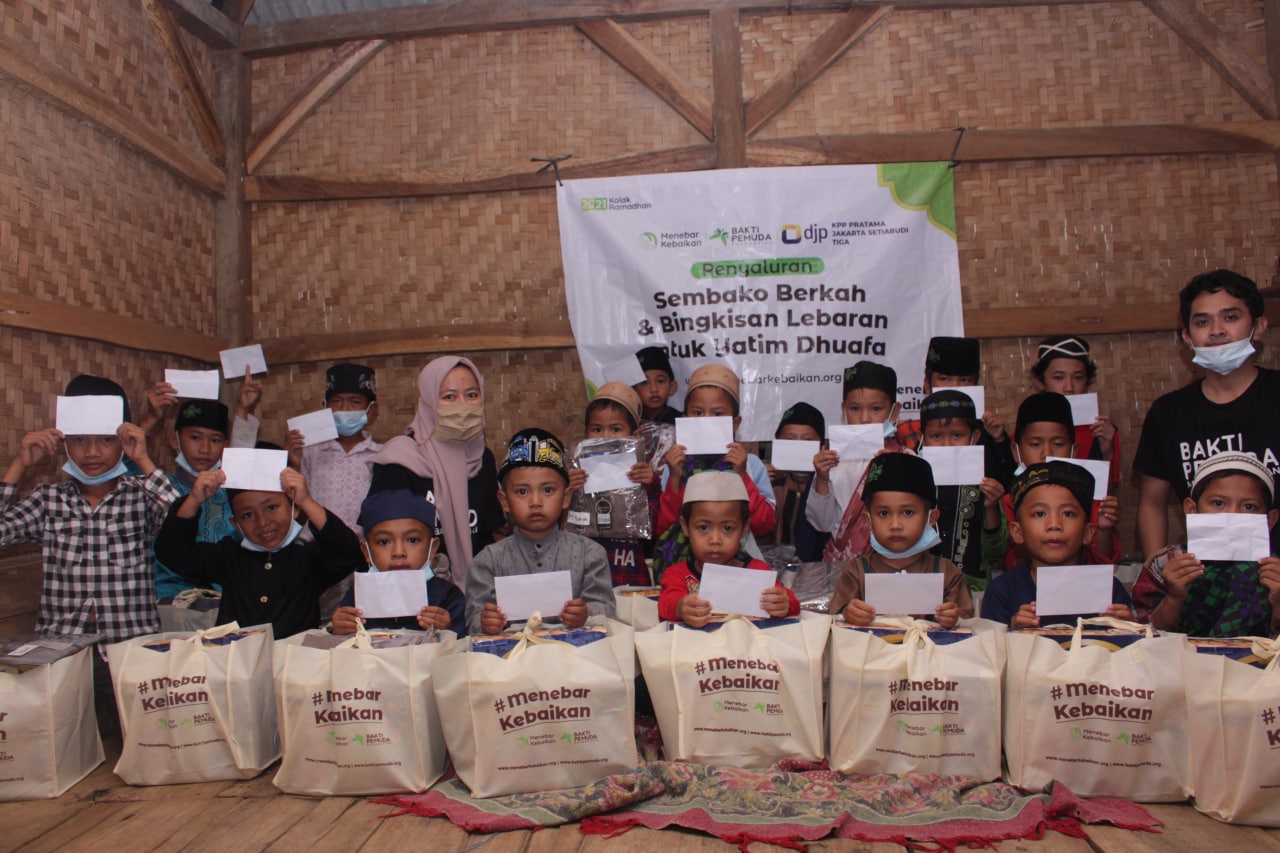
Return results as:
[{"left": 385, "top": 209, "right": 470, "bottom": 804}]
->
[
  {"left": 220, "top": 448, "right": 289, "bottom": 492},
  {"left": 676, "top": 416, "right": 734, "bottom": 455},
  {"left": 1066, "top": 392, "right": 1099, "bottom": 426},
  {"left": 496, "top": 570, "right": 574, "bottom": 622},
  {"left": 55, "top": 395, "right": 124, "bottom": 436},
  {"left": 580, "top": 448, "right": 639, "bottom": 494},
  {"left": 827, "top": 423, "right": 884, "bottom": 460},
  {"left": 1046, "top": 456, "right": 1110, "bottom": 501},
  {"left": 219, "top": 344, "right": 268, "bottom": 378},
  {"left": 919, "top": 446, "right": 985, "bottom": 486},
  {"left": 287, "top": 409, "right": 340, "bottom": 447},
  {"left": 354, "top": 569, "right": 430, "bottom": 619},
  {"left": 950, "top": 385, "right": 986, "bottom": 415},
  {"left": 164, "top": 369, "right": 221, "bottom": 400},
  {"left": 602, "top": 355, "right": 647, "bottom": 387},
  {"left": 771, "top": 439, "right": 819, "bottom": 472},
  {"left": 1036, "top": 564, "right": 1114, "bottom": 617},
  {"left": 698, "top": 563, "right": 777, "bottom": 617},
  {"left": 863, "top": 572, "right": 944, "bottom": 617},
  {"left": 1187, "top": 513, "right": 1272, "bottom": 562}
]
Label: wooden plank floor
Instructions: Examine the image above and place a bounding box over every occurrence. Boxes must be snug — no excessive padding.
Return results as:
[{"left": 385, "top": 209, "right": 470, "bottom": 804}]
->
[{"left": 3, "top": 739, "right": 1278, "bottom": 852}]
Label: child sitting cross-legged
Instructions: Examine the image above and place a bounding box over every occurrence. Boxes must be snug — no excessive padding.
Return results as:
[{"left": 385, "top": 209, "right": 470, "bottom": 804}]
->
[
  {"left": 981, "top": 461, "right": 1134, "bottom": 628},
  {"left": 466, "top": 428, "right": 616, "bottom": 636},
  {"left": 153, "top": 450, "right": 366, "bottom": 639},
  {"left": 1133, "top": 451, "right": 1280, "bottom": 637},
  {"left": 829, "top": 453, "right": 974, "bottom": 628},
  {"left": 658, "top": 471, "right": 800, "bottom": 627},
  {"left": 330, "top": 489, "right": 466, "bottom": 636}
]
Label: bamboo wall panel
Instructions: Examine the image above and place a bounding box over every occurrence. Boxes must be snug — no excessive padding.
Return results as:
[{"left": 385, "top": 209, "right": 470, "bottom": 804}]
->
[
  {"left": 250, "top": 47, "right": 343, "bottom": 130},
  {"left": 1, "top": 87, "right": 218, "bottom": 334},
  {"left": 0, "top": 86, "right": 218, "bottom": 337},
  {"left": 3, "top": 0, "right": 211, "bottom": 156},
  {"left": 625, "top": 15, "right": 713, "bottom": 99},
  {"left": 752, "top": 2, "right": 1263, "bottom": 139},
  {"left": 250, "top": 189, "right": 564, "bottom": 337},
  {"left": 249, "top": 26, "right": 707, "bottom": 175}
]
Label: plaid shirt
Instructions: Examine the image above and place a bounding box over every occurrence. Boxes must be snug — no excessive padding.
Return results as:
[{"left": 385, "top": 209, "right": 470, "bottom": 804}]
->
[{"left": 0, "top": 470, "right": 179, "bottom": 641}]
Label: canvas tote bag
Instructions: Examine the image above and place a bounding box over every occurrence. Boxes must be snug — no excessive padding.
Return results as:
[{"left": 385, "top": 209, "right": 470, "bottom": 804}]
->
[
  {"left": 828, "top": 618, "right": 1006, "bottom": 779},
  {"left": 0, "top": 645, "right": 102, "bottom": 800},
  {"left": 1184, "top": 634, "right": 1280, "bottom": 825},
  {"left": 635, "top": 612, "right": 829, "bottom": 769},
  {"left": 432, "top": 617, "right": 637, "bottom": 797},
  {"left": 273, "top": 624, "right": 456, "bottom": 795},
  {"left": 108, "top": 622, "right": 278, "bottom": 785},
  {"left": 1003, "top": 617, "right": 1190, "bottom": 801}
]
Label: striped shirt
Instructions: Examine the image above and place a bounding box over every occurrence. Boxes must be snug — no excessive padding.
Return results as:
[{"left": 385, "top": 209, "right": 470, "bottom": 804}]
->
[{"left": 0, "top": 471, "right": 179, "bottom": 641}]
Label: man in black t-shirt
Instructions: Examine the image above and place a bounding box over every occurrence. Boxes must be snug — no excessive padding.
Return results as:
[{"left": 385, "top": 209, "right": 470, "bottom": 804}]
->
[{"left": 1133, "top": 269, "right": 1279, "bottom": 558}]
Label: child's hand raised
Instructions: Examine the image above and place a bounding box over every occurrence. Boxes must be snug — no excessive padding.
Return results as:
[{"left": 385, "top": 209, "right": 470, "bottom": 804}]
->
[
  {"left": 117, "top": 423, "right": 153, "bottom": 468},
  {"left": 1011, "top": 602, "right": 1039, "bottom": 629},
  {"left": 628, "top": 461, "right": 655, "bottom": 487},
  {"left": 559, "top": 598, "right": 588, "bottom": 628},
  {"left": 480, "top": 602, "right": 507, "bottom": 635},
  {"left": 279, "top": 468, "right": 311, "bottom": 506},
  {"left": 677, "top": 594, "right": 712, "bottom": 628},
  {"left": 146, "top": 381, "right": 179, "bottom": 419},
  {"left": 189, "top": 469, "right": 226, "bottom": 504},
  {"left": 982, "top": 411, "right": 1008, "bottom": 442},
  {"left": 760, "top": 585, "right": 790, "bottom": 618},
  {"left": 663, "top": 444, "right": 687, "bottom": 485},
  {"left": 813, "top": 448, "right": 839, "bottom": 492},
  {"left": 1096, "top": 495, "right": 1120, "bottom": 530},
  {"left": 724, "top": 442, "right": 747, "bottom": 475},
  {"left": 566, "top": 468, "right": 587, "bottom": 496},
  {"left": 978, "top": 477, "right": 1004, "bottom": 508},
  {"left": 1258, "top": 557, "right": 1280, "bottom": 603},
  {"left": 841, "top": 598, "right": 875, "bottom": 626},
  {"left": 237, "top": 365, "right": 263, "bottom": 417},
  {"left": 17, "top": 429, "right": 63, "bottom": 468},
  {"left": 934, "top": 601, "right": 960, "bottom": 629},
  {"left": 285, "top": 429, "right": 305, "bottom": 469},
  {"left": 1091, "top": 417, "right": 1117, "bottom": 459},
  {"left": 331, "top": 606, "right": 363, "bottom": 635},
  {"left": 1161, "top": 550, "right": 1204, "bottom": 601}
]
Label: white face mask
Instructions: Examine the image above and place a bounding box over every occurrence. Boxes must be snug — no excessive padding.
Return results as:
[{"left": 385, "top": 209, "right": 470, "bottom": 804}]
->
[
  {"left": 62, "top": 457, "right": 129, "bottom": 486},
  {"left": 1191, "top": 334, "right": 1256, "bottom": 375},
  {"left": 869, "top": 523, "right": 941, "bottom": 560}
]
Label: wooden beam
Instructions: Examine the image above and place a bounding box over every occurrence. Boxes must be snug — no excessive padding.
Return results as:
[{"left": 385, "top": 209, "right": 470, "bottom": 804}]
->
[
  {"left": 230, "top": 0, "right": 257, "bottom": 25},
  {"left": 155, "top": 0, "right": 240, "bottom": 49},
  {"left": 240, "top": 0, "right": 1118, "bottom": 56},
  {"left": 246, "top": 144, "right": 715, "bottom": 201},
  {"left": 260, "top": 322, "right": 577, "bottom": 365},
  {"left": 0, "top": 32, "right": 225, "bottom": 195},
  {"left": 143, "top": 0, "right": 226, "bottom": 167},
  {"left": 745, "top": 6, "right": 892, "bottom": 137},
  {"left": 0, "top": 292, "right": 224, "bottom": 362},
  {"left": 576, "top": 19, "right": 713, "bottom": 140},
  {"left": 247, "top": 40, "right": 387, "bottom": 174},
  {"left": 751, "top": 121, "right": 1280, "bottom": 165},
  {"left": 967, "top": 300, "right": 1280, "bottom": 338},
  {"left": 1142, "top": 0, "right": 1278, "bottom": 120},
  {"left": 214, "top": 50, "right": 253, "bottom": 347},
  {"left": 710, "top": 7, "right": 746, "bottom": 168}
]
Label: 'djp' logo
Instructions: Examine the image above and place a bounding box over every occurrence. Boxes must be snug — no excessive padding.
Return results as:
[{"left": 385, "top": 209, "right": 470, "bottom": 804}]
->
[{"left": 781, "top": 224, "right": 802, "bottom": 244}]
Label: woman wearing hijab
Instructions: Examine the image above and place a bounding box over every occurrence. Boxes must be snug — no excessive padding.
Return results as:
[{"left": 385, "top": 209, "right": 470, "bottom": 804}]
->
[{"left": 368, "top": 356, "right": 504, "bottom": 585}]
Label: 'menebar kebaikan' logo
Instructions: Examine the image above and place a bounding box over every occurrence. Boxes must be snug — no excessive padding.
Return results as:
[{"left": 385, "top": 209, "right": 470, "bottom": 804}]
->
[{"left": 641, "top": 230, "right": 703, "bottom": 250}]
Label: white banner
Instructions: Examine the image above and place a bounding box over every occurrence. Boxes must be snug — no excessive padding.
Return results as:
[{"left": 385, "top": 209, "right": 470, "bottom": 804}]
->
[{"left": 557, "top": 165, "right": 964, "bottom": 440}]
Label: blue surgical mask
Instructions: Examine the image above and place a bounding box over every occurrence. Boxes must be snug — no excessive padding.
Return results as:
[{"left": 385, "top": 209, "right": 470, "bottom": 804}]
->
[
  {"left": 62, "top": 457, "right": 130, "bottom": 486},
  {"left": 1012, "top": 462, "right": 1027, "bottom": 477},
  {"left": 869, "top": 523, "right": 941, "bottom": 560},
  {"left": 332, "top": 408, "right": 369, "bottom": 438},
  {"left": 1192, "top": 335, "right": 1256, "bottom": 375},
  {"left": 882, "top": 419, "right": 898, "bottom": 440},
  {"left": 239, "top": 519, "right": 304, "bottom": 553},
  {"left": 175, "top": 450, "right": 221, "bottom": 478}
]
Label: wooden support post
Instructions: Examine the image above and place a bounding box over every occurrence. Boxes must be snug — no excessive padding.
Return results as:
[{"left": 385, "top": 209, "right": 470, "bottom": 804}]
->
[
  {"left": 710, "top": 7, "right": 746, "bottom": 168},
  {"left": 214, "top": 50, "right": 253, "bottom": 347}
]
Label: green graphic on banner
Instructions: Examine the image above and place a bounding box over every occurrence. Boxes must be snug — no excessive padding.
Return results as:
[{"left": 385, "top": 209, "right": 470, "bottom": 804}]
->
[{"left": 877, "top": 163, "right": 956, "bottom": 239}]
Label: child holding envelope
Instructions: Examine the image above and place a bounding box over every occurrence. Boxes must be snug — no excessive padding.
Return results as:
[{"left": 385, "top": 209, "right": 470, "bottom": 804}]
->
[
  {"left": 829, "top": 453, "right": 972, "bottom": 628},
  {"left": 466, "top": 429, "right": 615, "bottom": 635},
  {"left": 1133, "top": 451, "right": 1280, "bottom": 636},
  {"left": 330, "top": 489, "right": 466, "bottom": 636},
  {"left": 980, "top": 461, "right": 1133, "bottom": 628},
  {"left": 153, "top": 447, "right": 364, "bottom": 638},
  {"left": 658, "top": 471, "right": 798, "bottom": 627}
]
